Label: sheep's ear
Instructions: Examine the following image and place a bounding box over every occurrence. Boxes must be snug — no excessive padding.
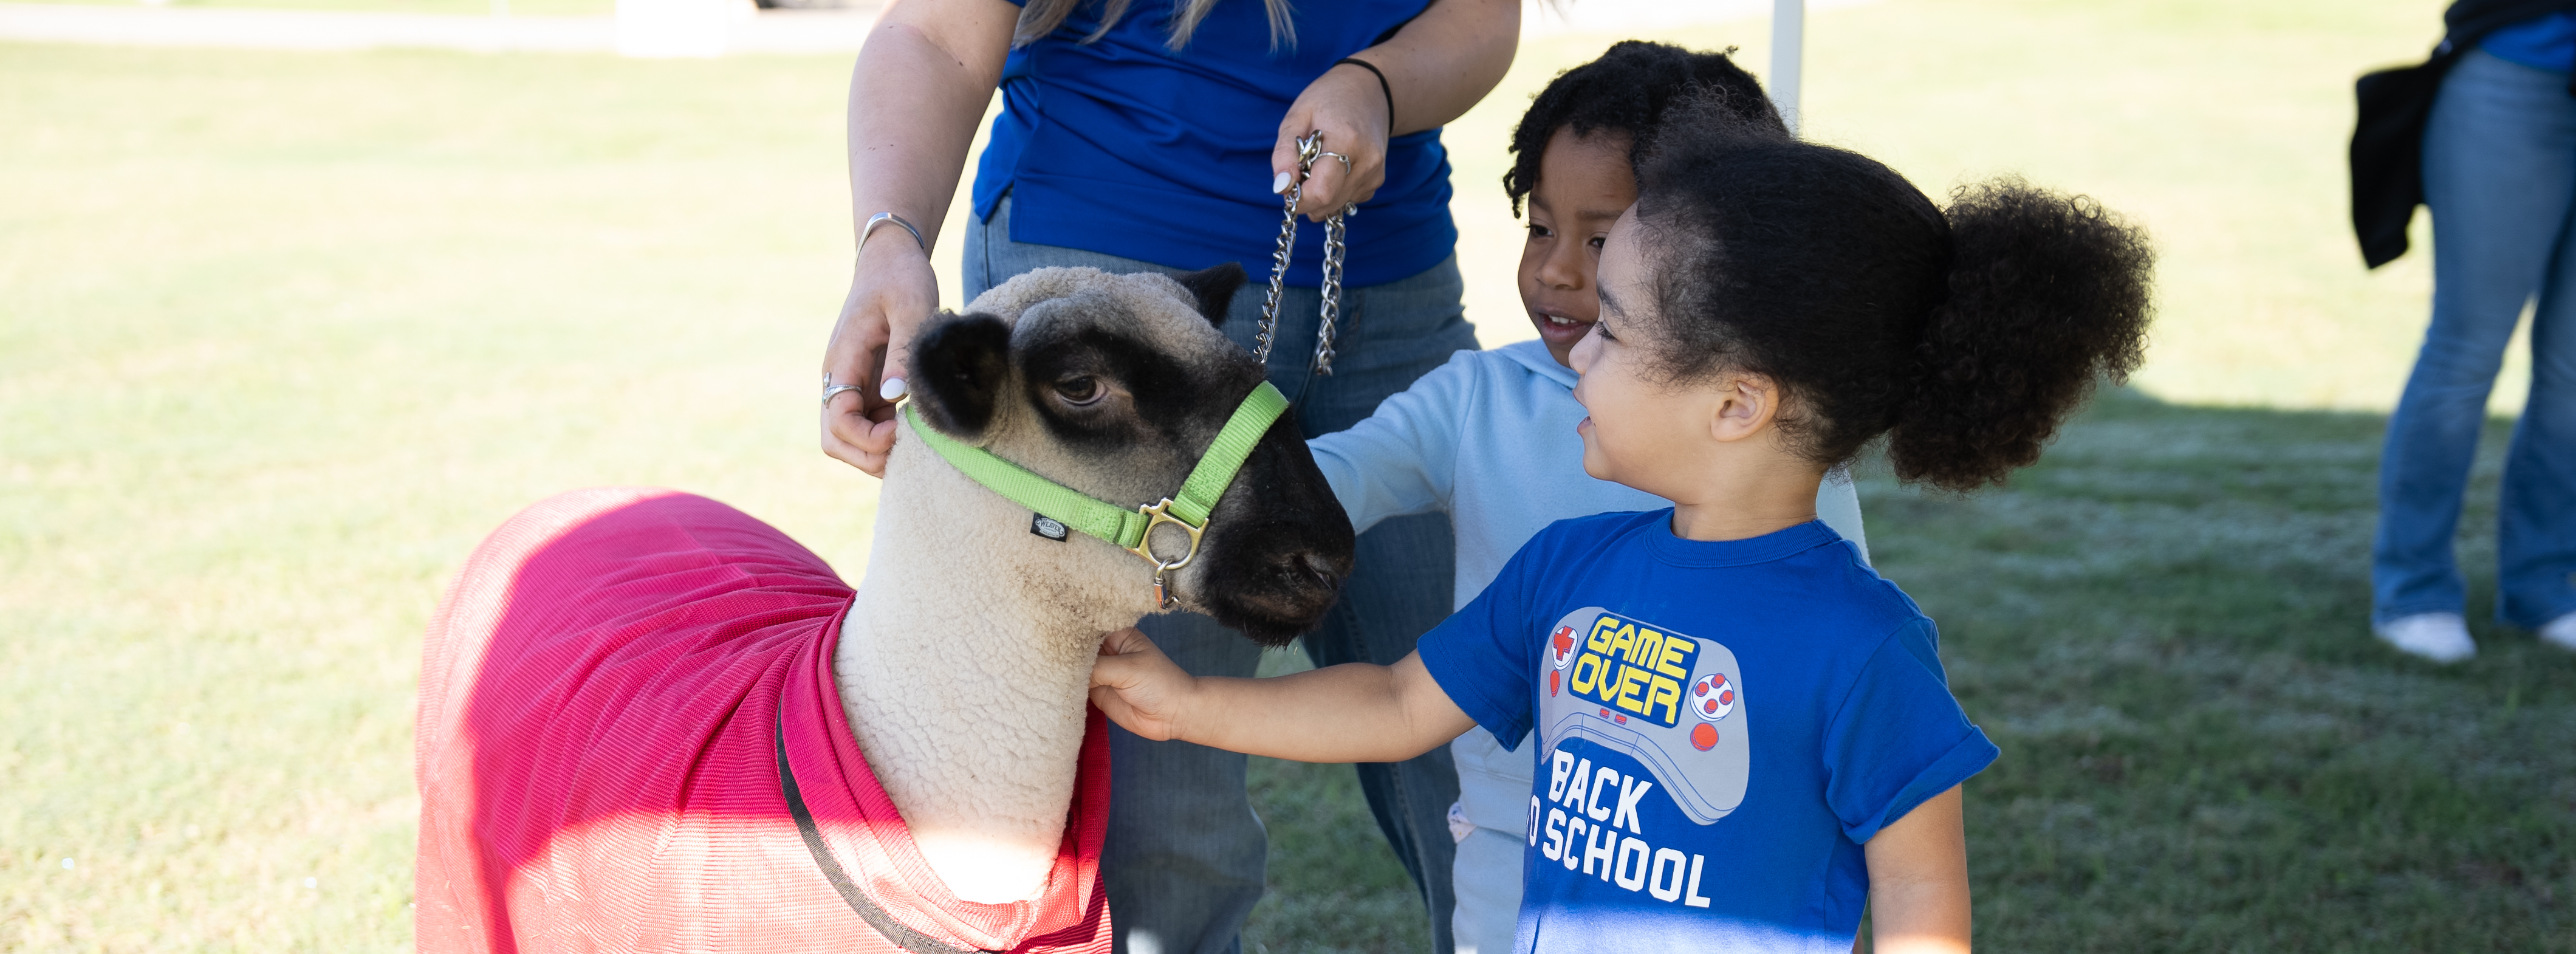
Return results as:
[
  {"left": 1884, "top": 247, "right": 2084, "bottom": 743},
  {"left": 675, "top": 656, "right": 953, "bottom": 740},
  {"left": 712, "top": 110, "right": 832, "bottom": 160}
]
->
[
  {"left": 908, "top": 312, "right": 1012, "bottom": 440},
  {"left": 1171, "top": 263, "right": 1247, "bottom": 328}
]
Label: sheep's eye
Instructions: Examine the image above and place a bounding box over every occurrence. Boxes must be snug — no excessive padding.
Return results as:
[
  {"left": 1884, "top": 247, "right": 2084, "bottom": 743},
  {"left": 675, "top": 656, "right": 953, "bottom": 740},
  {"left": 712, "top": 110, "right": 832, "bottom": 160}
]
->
[{"left": 1054, "top": 376, "right": 1103, "bottom": 405}]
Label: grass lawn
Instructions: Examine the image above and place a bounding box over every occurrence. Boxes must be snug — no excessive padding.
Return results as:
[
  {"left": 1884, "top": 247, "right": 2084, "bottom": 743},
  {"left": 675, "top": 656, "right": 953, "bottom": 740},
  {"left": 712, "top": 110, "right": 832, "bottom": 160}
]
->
[
  {"left": 1239, "top": 394, "right": 2576, "bottom": 953},
  {"left": 5, "top": 1, "right": 2570, "bottom": 951}
]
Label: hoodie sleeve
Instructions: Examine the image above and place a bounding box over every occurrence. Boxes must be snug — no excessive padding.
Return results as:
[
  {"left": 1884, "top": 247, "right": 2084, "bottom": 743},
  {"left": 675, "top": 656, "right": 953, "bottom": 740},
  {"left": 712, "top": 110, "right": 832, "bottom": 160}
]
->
[{"left": 1307, "top": 349, "right": 1477, "bottom": 535}]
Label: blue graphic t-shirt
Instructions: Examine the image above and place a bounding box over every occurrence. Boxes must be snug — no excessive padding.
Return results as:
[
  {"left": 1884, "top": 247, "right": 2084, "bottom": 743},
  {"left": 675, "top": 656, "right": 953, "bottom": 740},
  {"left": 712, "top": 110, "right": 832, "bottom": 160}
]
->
[{"left": 1417, "top": 512, "right": 1998, "bottom": 953}]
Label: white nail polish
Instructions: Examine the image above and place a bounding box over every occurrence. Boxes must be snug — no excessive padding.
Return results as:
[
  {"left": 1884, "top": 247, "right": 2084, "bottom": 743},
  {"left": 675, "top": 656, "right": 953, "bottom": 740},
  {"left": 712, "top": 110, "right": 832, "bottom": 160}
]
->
[
  {"left": 880, "top": 377, "right": 908, "bottom": 400},
  {"left": 1272, "top": 171, "right": 1293, "bottom": 194}
]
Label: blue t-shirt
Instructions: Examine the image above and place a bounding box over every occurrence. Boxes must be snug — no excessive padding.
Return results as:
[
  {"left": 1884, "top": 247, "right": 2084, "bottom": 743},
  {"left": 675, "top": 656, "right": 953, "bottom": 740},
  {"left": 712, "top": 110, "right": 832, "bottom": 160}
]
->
[
  {"left": 2482, "top": 13, "right": 2576, "bottom": 72},
  {"left": 1418, "top": 512, "right": 1998, "bottom": 954},
  {"left": 975, "top": 0, "right": 1457, "bottom": 287}
]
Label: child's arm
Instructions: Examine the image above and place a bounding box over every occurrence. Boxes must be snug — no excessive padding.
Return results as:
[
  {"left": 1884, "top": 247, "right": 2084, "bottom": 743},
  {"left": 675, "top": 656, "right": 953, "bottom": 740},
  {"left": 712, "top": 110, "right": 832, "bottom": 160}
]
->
[
  {"left": 1089, "top": 627, "right": 1476, "bottom": 763},
  {"left": 1308, "top": 351, "right": 1475, "bottom": 535},
  {"left": 1863, "top": 784, "right": 1971, "bottom": 953}
]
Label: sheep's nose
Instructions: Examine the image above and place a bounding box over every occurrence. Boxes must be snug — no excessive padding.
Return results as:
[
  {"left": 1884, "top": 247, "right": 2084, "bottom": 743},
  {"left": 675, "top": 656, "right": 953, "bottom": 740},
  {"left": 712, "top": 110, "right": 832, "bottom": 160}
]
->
[{"left": 1293, "top": 551, "right": 1340, "bottom": 593}]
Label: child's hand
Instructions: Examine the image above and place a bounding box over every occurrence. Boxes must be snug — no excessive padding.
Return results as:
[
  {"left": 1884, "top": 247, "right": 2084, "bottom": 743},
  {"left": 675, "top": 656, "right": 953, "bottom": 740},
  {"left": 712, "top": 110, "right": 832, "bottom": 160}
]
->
[{"left": 1089, "top": 628, "right": 1199, "bottom": 742}]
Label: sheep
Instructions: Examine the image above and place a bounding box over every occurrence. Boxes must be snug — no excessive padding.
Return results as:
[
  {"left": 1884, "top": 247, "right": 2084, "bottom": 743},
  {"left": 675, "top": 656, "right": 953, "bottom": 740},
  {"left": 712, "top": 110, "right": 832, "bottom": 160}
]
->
[{"left": 414, "top": 264, "right": 1355, "bottom": 953}]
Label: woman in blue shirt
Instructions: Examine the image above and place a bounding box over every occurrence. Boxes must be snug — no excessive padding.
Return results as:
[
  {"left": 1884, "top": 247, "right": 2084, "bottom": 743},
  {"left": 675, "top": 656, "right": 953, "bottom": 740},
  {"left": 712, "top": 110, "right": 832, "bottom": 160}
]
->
[{"left": 815, "top": 1, "right": 1517, "bottom": 950}]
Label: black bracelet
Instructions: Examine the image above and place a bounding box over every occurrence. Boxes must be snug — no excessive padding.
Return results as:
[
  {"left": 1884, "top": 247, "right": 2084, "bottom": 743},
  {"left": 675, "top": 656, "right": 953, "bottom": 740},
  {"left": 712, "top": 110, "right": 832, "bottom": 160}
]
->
[{"left": 1334, "top": 56, "right": 1395, "bottom": 136}]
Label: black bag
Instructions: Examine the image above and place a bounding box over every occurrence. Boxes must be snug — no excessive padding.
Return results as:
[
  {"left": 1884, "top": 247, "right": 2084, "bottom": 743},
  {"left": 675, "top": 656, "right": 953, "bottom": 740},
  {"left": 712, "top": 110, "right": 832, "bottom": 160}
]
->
[
  {"left": 2349, "top": 55, "right": 2459, "bottom": 269},
  {"left": 2347, "top": 0, "right": 2576, "bottom": 269}
]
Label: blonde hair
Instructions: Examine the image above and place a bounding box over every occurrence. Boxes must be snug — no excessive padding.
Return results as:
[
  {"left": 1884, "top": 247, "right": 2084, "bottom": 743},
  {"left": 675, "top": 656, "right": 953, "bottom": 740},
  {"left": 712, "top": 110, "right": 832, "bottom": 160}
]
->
[{"left": 1015, "top": 0, "right": 1296, "bottom": 52}]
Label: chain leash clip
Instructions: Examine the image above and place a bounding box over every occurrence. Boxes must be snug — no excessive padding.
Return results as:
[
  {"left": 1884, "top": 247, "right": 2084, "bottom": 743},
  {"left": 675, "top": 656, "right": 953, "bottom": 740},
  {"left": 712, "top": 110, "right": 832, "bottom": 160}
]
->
[{"left": 1254, "top": 130, "right": 1353, "bottom": 376}]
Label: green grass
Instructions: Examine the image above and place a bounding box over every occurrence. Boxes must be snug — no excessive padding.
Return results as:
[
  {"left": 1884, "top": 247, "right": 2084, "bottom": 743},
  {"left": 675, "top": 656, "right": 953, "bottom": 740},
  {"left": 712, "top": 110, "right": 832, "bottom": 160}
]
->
[
  {"left": 1, "top": 44, "right": 872, "bottom": 950},
  {"left": 1244, "top": 650, "right": 1436, "bottom": 954},
  {"left": 1237, "top": 392, "right": 2576, "bottom": 953},
  {"left": 1872, "top": 391, "right": 2574, "bottom": 951},
  {"left": 1459, "top": 0, "right": 2518, "bottom": 414},
  {"left": 5, "top": 1, "right": 2569, "bottom": 950}
]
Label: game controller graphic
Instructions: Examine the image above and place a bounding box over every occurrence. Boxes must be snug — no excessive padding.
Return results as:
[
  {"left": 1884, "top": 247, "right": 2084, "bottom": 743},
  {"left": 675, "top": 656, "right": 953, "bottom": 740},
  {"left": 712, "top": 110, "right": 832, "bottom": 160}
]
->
[{"left": 1538, "top": 605, "right": 1750, "bottom": 826}]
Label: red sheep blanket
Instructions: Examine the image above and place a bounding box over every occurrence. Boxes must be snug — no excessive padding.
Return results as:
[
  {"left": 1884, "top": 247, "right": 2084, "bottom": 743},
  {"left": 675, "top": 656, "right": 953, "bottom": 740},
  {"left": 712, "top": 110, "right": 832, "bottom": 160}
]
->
[{"left": 416, "top": 488, "right": 1113, "bottom": 954}]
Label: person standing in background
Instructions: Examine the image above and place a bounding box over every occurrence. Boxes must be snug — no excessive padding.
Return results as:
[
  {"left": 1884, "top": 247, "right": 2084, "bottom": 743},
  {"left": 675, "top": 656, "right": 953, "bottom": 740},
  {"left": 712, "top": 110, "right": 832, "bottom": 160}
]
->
[
  {"left": 817, "top": 1, "right": 1518, "bottom": 950},
  {"left": 2352, "top": 0, "right": 2576, "bottom": 661}
]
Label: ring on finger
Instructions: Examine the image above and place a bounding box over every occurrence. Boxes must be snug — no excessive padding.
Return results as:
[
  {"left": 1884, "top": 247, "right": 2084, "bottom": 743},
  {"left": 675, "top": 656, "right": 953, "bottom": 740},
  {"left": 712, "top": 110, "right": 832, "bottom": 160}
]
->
[
  {"left": 1315, "top": 151, "right": 1352, "bottom": 174},
  {"left": 822, "top": 382, "right": 865, "bottom": 407}
]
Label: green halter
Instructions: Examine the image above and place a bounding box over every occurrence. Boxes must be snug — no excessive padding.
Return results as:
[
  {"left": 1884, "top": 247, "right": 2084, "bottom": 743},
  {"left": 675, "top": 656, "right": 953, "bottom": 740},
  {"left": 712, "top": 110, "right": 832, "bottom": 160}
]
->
[{"left": 901, "top": 380, "right": 1292, "bottom": 606}]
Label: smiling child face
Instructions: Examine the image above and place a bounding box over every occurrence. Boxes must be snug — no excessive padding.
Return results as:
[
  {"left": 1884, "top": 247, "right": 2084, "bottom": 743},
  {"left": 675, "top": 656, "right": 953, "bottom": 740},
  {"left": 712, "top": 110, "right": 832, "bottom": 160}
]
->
[
  {"left": 1519, "top": 126, "right": 1638, "bottom": 368},
  {"left": 1569, "top": 209, "right": 1699, "bottom": 493}
]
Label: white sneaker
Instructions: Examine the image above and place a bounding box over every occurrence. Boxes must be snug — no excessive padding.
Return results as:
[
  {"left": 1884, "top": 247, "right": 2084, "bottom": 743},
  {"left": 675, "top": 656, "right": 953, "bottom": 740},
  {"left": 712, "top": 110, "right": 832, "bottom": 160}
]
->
[
  {"left": 2540, "top": 612, "right": 2576, "bottom": 653},
  {"left": 2374, "top": 613, "right": 2476, "bottom": 663}
]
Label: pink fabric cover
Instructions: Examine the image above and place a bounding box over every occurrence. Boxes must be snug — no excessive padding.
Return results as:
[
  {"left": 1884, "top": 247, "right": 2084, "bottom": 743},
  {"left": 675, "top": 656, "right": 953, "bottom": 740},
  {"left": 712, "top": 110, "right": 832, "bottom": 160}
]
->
[{"left": 416, "top": 488, "right": 1112, "bottom": 953}]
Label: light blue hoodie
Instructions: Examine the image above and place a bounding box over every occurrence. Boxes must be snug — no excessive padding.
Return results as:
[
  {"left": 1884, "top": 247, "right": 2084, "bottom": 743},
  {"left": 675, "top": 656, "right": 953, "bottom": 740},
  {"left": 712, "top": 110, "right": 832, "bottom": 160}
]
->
[
  {"left": 1311, "top": 340, "right": 1868, "bottom": 615},
  {"left": 1308, "top": 340, "right": 1869, "bottom": 951}
]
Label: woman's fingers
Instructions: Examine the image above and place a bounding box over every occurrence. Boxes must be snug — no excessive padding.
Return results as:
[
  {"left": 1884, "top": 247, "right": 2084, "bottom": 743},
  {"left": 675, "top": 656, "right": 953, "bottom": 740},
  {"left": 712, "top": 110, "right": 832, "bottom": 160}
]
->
[
  {"left": 1273, "top": 63, "right": 1391, "bottom": 221},
  {"left": 821, "top": 244, "right": 939, "bottom": 478},
  {"left": 1270, "top": 125, "right": 1307, "bottom": 196},
  {"left": 820, "top": 402, "right": 899, "bottom": 476},
  {"left": 1278, "top": 129, "right": 1383, "bottom": 221},
  {"left": 820, "top": 304, "right": 894, "bottom": 475},
  {"left": 1295, "top": 148, "right": 1385, "bottom": 221}
]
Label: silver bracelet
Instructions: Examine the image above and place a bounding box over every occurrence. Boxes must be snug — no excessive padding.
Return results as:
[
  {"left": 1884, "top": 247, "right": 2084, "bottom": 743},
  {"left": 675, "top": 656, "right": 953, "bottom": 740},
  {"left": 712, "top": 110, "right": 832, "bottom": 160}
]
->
[{"left": 860, "top": 211, "right": 926, "bottom": 255}]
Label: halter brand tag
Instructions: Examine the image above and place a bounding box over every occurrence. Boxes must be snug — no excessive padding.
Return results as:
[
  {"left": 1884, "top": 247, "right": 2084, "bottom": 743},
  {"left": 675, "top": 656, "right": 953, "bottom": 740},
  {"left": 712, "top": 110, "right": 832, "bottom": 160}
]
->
[{"left": 1030, "top": 514, "right": 1069, "bottom": 541}]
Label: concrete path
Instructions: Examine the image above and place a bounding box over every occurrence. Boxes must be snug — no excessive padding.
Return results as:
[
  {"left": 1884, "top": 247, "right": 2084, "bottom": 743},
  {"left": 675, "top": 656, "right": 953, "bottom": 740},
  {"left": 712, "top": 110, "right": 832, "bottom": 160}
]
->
[
  {"left": 0, "top": 1, "right": 880, "bottom": 54},
  {"left": 0, "top": 0, "right": 1881, "bottom": 56},
  {"left": 1527, "top": 0, "right": 1879, "bottom": 36}
]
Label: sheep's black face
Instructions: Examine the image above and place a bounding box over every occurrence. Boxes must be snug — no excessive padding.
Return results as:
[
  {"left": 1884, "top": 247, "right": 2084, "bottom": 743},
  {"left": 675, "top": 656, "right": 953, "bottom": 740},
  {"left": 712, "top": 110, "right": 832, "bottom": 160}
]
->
[
  {"left": 1182, "top": 412, "right": 1357, "bottom": 645},
  {"left": 909, "top": 264, "right": 1356, "bottom": 645}
]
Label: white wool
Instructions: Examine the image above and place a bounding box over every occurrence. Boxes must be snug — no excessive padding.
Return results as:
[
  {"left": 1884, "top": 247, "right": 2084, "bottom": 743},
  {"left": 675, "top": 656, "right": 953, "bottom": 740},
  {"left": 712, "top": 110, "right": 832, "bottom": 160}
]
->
[{"left": 832, "top": 267, "right": 1241, "bottom": 904}]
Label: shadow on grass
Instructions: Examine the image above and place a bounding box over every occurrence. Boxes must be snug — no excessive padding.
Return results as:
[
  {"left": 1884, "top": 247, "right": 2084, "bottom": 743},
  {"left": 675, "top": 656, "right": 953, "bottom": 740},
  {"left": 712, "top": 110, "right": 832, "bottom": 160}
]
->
[{"left": 1242, "top": 388, "right": 2574, "bottom": 953}]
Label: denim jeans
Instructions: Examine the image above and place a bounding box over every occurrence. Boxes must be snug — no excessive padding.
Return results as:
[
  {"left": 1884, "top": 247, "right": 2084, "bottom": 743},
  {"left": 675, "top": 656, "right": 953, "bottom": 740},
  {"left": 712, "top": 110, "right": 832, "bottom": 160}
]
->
[
  {"left": 2375, "top": 48, "right": 2576, "bottom": 629},
  {"left": 967, "top": 196, "right": 1479, "bottom": 953}
]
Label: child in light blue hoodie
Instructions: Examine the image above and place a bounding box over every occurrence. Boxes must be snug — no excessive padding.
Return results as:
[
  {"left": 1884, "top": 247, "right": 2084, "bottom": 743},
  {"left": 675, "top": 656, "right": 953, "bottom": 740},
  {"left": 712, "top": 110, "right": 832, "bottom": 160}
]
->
[{"left": 1307, "top": 43, "right": 1866, "bottom": 953}]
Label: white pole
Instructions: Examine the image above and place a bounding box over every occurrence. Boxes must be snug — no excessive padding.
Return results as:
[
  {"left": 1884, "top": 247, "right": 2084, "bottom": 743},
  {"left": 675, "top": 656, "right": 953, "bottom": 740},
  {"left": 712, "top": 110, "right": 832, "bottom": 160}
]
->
[{"left": 1770, "top": 0, "right": 1804, "bottom": 136}]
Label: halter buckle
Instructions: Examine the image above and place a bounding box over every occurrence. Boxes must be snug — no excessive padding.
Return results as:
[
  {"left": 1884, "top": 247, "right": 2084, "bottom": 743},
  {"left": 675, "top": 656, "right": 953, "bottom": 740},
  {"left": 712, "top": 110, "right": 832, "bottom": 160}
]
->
[
  {"left": 1126, "top": 498, "right": 1205, "bottom": 597},
  {"left": 1126, "top": 498, "right": 1206, "bottom": 570}
]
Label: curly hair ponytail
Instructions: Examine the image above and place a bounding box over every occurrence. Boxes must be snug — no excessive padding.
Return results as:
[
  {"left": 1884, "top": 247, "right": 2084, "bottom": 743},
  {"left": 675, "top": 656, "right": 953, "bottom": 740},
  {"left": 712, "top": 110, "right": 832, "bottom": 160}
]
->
[
  {"left": 1631, "top": 101, "right": 2154, "bottom": 492},
  {"left": 1889, "top": 182, "right": 2154, "bottom": 490}
]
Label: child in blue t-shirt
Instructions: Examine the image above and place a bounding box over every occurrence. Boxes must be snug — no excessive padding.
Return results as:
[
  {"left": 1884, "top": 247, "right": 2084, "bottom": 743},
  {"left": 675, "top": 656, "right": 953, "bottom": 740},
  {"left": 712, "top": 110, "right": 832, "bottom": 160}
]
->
[
  {"left": 1304, "top": 41, "right": 1866, "bottom": 953},
  {"left": 1094, "top": 100, "right": 2153, "bottom": 952}
]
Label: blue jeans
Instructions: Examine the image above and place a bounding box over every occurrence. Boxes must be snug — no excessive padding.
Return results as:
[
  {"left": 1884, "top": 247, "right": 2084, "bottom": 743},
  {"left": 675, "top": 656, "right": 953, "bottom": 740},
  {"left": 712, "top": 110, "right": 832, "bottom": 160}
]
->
[
  {"left": 967, "top": 196, "right": 1479, "bottom": 953},
  {"left": 2376, "top": 49, "right": 2576, "bottom": 629}
]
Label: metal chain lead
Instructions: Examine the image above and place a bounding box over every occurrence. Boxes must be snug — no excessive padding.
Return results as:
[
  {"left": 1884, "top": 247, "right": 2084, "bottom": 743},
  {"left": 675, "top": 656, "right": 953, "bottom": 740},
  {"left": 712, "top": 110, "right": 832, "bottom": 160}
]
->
[
  {"left": 1254, "top": 132, "right": 1321, "bottom": 365},
  {"left": 1312, "top": 204, "right": 1348, "bottom": 375},
  {"left": 1255, "top": 130, "right": 1350, "bottom": 375}
]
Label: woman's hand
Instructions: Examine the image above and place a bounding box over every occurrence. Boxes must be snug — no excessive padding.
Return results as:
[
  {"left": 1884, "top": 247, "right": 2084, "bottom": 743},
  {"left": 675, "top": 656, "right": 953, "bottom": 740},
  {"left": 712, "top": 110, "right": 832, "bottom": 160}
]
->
[
  {"left": 1272, "top": 61, "right": 1392, "bottom": 222},
  {"left": 1269, "top": 0, "right": 1519, "bottom": 223},
  {"left": 821, "top": 231, "right": 939, "bottom": 478},
  {"left": 822, "top": 0, "right": 1018, "bottom": 478},
  {"left": 1090, "top": 627, "right": 1202, "bottom": 742}
]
